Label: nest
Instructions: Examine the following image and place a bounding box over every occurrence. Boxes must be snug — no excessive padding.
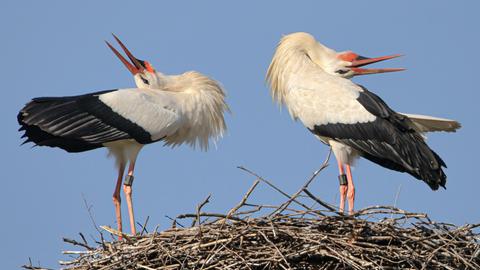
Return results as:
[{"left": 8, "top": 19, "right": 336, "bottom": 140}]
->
[{"left": 23, "top": 162, "right": 480, "bottom": 270}]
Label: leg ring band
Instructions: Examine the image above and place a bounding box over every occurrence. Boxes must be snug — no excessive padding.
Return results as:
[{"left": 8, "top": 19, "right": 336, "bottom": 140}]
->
[
  {"left": 124, "top": 175, "right": 134, "bottom": 186},
  {"left": 338, "top": 174, "right": 347, "bottom": 186}
]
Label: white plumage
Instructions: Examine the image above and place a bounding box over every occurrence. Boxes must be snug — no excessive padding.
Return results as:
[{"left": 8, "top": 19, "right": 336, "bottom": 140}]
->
[
  {"left": 400, "top": 113, "right": 460, "bottom": 133},
  {"left": 99, "top": 71, "right": 228, "bottom": 150},
  {"left": 266, "top": 32, "right": 460, "bottom": 214},
  {"left": 18, "top": 35, "right": 229, "bottom": 236},
  {"left": 99, "top": 89, "right": 181, "bottom": 142},
  {"left": 285, "top": 78, "right": 376, "bottom": 127}
]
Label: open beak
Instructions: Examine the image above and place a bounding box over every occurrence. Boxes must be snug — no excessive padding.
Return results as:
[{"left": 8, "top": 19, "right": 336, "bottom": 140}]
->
[
  {"left": 350, "top": 54, "right": 405, "bottom": 76},
  {"left": 105, "top": 34, "right": 147, "bottom": 75},
  {"left": 338, "top": 52, "right": 405, "bottom": 76}
]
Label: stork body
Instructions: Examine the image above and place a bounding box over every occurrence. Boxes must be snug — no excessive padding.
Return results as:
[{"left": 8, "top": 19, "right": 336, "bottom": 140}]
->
[
  {"left": 266, "top": 32, "right": 460, "bottom": 213},
  {"left": 18, "top": 36, "right": 228, "bottom": 236}
]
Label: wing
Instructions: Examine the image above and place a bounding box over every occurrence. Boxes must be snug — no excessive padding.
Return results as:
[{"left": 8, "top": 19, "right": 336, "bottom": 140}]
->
[
  {"left": 399, "top": 113, "right": 461, "bottom": 133},
  {"left": 18, "top": 88, "right": 182, "bottom": 153},
  {"left": 98, "top": 88, "right": 183, "bottom": 142},
  {"left": 308, "top": 84, "right": 446, "bottom": 190}
]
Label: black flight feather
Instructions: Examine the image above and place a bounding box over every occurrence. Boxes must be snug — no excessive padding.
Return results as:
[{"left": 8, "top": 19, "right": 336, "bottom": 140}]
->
[
  {"left": 310, "top": 85, "right": 447, "bottom": 190},
  {"left": 18, "top": 89, "right": 153, "bottom": 153}
]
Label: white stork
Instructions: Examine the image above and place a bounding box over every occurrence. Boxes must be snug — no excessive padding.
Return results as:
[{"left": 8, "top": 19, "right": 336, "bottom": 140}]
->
[
  {"left": 18, "top": 35, "right": 229, "bottom": 236},
  {"left": 266, "top": 32, "right": 460, "bottom": 214}
]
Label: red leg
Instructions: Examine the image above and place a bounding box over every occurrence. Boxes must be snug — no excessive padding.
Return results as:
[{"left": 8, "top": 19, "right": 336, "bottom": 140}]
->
[
  {"left": 123, "top": 161, "right": 137, "bottom": 235},
  {"left": 346, "top": 165, "right": 356, "bottom": 215},
  {"left": 338, "top": 160, "right": 347, "bottom": 213},
  {"left": 113, "top": 163, "right": 125, "bottom": 240}
]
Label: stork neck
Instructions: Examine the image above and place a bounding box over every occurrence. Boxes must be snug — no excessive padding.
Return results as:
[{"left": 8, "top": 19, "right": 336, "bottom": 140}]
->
[{"left": 161, "top": 72, "right": 227, "bottom": 151}]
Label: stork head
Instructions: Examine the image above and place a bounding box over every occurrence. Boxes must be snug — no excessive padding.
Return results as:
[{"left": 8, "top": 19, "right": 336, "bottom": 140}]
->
[
  {"left": 269, "top": 32, "right": 403, "bottom": 78},
  {"left": 267, "top": 32, "right": 404, "bottom": 104},
  {"left": 334, "top": 51, "right": 404, "bottom": 78},
  {"left": 106, "top": 34, "right": 165, "bottom": 89}
]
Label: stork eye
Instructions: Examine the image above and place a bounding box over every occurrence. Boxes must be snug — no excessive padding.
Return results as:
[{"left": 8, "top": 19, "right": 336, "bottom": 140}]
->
[
  {"left": 335, "top": 69, "right": 349, "bottom": 75},
  {"left": 140, "top": 76, "right": 150, "bottom": 85}
]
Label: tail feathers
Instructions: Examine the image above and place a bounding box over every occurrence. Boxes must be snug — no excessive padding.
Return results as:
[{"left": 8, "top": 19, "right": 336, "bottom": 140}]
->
[
  {"left": 400, "top": 113, "right": 461, "bottom": 133},
  {"left": 398, "top": 113, "right": 453, "bottom": 189}
]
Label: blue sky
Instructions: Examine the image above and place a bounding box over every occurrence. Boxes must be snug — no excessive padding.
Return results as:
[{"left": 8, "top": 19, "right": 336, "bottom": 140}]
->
[{"left": 2, "top": 1, "right": 479, "bottom": 268}]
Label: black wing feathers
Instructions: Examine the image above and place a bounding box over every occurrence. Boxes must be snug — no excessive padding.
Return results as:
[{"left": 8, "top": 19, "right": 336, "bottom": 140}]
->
[
  {"left": 311, "top": 85, "right": 447, "bottom": 190},
  {"left": 76, "top": 95, "right": 152, "bottom": 144},
  {"left": 18, "top": 89, "right": 151, "bottom": 153},
  {"left": 356, "top": 85, "right": 412, "bottom": 132}
]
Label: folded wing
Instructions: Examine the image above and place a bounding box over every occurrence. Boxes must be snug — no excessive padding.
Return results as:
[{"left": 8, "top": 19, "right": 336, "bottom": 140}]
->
[
  {"left": 309, "top": 85, "right": 447, "bottom": 190},
  {"left": 18, "top": 89, "right": 182, "bottom": 152}
]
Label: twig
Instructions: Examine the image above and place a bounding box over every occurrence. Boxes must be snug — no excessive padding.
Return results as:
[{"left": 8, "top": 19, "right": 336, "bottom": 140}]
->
[
  {"left": 177, "top": 212, "right": 246, "bottom": 223},
  {"left": 165, "top": 215, "right": 185, "bottom": 228},
  {"left": 225, "top": 180, "right": 260, "bottom": 222},
  {"left": 258, "top": 230, "right": 292, "bottom": 269},
  {"left": 62, "top": 238, "right": 93, "bottom": 250},
  {"left": 78, "top": 233, "right": 89, "bottom": 249},
  {"left": 100, "top": 225, "right": 132, "bottom": 241},
  {"left": 390, "top": 184, "right": 403, "bottom": 219},
  {"left": 192, "top": 194, "right": 211, "bottom": 227},
  {"left": 272, "top": 148, "right": 331, "bottom": 216},
  {"left": 237, "top": 166, "right": 313, "bottom": 211},
  {"left": 21, "top": 258, "right": 54, "bottom": 270},
  {"left": 138, "top": 216, "right": 150, "bottom": 235},
  {"left": 81, "top": 194, "right": 105, "bottom": 247},
  {"left": 137, "top": 263, "right": 157, "bottom": 270},
  {"left": 303, "top": 188, "right": 342, "bottom": 214}
]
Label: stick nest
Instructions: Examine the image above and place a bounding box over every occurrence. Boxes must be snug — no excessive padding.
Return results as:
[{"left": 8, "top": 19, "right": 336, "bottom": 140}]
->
[
  {"left": 55, "top": 207, "right": 480, "bottom": 270},
  {"left": 24, "top": 163, "right": 480, "bottom": 269}
]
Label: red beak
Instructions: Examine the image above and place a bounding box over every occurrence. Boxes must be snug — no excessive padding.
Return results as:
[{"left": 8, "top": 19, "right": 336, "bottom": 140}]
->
[
  {"left": 105, "top": 34, "right": 146, "bottom": 75},
  {"left": 338, "top": 52, "right": 405, "bottom": 76}
]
